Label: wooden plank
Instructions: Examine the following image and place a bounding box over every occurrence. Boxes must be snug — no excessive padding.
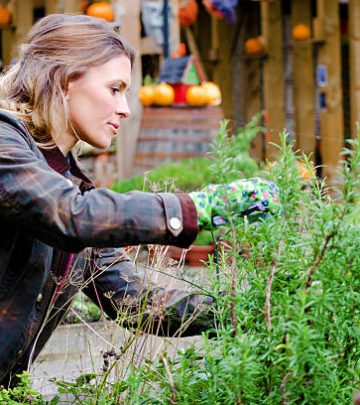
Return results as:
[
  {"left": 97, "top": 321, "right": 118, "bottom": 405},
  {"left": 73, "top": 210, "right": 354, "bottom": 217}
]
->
[
  {"left": 1, "top": 26, "right": 16, "bottom": 66},
  {"left": 260, "top": 0, "right": 285, "bottom": 160},
  {"left": 316, "top": 0, "right": 343, "bottom": 183},
  {"left": 349, "top": 0, "right": 360, "bottom": 139},
  {"left": 211, "top": 19, "right": 234, "bottom": 119},
  {"left": 44, "top": 0, "right": 57, "bottom": 15},
  {"left": 112, "top": 0, "right": 142, "bottom": 180},
  {"left": 13, "top": 0, "right": 34, "bottom": 46},
  {"left": 291, "top": 0, "right": 315, "bottom": 157},
  {"left": 63, "top": 0, "right": 81, "bottom": 13}
]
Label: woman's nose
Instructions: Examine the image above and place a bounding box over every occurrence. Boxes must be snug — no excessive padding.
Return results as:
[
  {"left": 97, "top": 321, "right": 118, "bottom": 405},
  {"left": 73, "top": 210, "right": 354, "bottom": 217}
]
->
[{"left": 116, "top": 95, "right": 131, "bottom": 118}]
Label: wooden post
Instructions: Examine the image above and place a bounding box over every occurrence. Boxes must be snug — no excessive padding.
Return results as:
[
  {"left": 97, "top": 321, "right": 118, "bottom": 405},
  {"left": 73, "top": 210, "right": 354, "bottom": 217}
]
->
[
  {"left": 211, "top": 19, "right": 234, "bottom": 119},
  {"left": 261, "top": 0, "right": 285, "bottom": 160},
  {"left": 291, "top": 0, "right": 315, "bottom": 157},
  {"left": 316, "top": 0, "right": 343, "bottom": 182},
  {"left": 113, "top": 0, "right": 142, "bottom": 179},
  {"left": 13, "top": 0, "right": 34, "bottom": 48},
  {"left": 44, "top": 0, "right": 57, "bottom": 15},
  {"left": 349, "top": 0, "right": 360, "bottom": 139},
  {"left": 63, "top": 0, "right": 82, "bottom": 13}
]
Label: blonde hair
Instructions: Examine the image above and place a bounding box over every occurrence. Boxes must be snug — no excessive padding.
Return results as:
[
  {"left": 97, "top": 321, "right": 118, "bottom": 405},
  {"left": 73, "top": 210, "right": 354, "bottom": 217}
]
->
[{"left": 0, "top": 14, "right": 135, "bottom": 148}]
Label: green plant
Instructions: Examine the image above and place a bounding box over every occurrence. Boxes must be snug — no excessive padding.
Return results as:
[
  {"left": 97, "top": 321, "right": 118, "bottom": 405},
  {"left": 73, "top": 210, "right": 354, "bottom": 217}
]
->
[
  {"left": 111, "top": 115, "right": 262, "bottom": 194},
  {"left": 48, "top": 119, "right": 360, "bottom": 403},
  {"left": 0, "top": 372, "right": 54, "bottom": 404}
]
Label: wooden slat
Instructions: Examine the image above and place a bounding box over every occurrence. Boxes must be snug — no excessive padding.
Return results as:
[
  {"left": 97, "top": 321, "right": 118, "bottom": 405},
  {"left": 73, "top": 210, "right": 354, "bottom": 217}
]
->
[
  {"left": 13, "top": 0, "right": 34, "bottom": 46},
  {"left": 260, "top": 0, "right": 285, "bottom": 160},
  {"left": 291, "top": 0, "right": 315, "bottom": 157},
  {"left": 113, "top": 0, "right": 142, "bottom": 180},
  {"left": 349, "top": 0, "right": 360, "bottom": 139},
  {"left": 316, "top": 0, "right": 344, "bottom": 183},
  {"left": 44, "top": 0, "right": 57, "bottom": 15}
]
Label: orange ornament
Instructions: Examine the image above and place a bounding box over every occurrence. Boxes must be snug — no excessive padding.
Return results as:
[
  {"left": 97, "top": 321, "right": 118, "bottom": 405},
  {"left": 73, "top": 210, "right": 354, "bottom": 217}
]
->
[
  {"left": 292, "top": 24, "right": 311, "bottom": 41},
  {"left": 153, "top": 83, "right": 175, "bottom": 106},
  {"left": 179, "top": 0, "right": 199, "bottom": 27},
  {"left": 185, "top": 85, "right": 207, "bottom": 107},
  {"left": 201, "top": 81, "right": 221, "bottom": 106},
  {"left": 244, "top": 37, "right": 265, "bottom": 55},
  {"left": 0, "top": 6, "right": 11, "bottom": 25},
  {"left": 138, "top": 85, "right": 155, "bottom": 107},
  {"left": 86, "top": 2, "right": 114, "bottom": 22}
]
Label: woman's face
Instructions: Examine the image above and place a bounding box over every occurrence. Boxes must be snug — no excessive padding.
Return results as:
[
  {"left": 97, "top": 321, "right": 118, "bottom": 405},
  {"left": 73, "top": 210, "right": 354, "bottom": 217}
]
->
[{"left": 65, "top": 55, "right": 131, "bottom": 152}]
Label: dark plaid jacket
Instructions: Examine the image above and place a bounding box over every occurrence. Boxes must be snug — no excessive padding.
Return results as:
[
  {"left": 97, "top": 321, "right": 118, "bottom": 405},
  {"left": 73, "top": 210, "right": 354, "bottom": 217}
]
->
[{"left": 0, "top": 111, "right": 214, "bottom": 386}]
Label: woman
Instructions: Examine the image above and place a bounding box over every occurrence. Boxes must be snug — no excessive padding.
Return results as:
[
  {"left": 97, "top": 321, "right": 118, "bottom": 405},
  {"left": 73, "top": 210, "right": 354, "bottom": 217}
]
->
[{"left": 0, "top": 14, "right": 280, "bottom": 386}]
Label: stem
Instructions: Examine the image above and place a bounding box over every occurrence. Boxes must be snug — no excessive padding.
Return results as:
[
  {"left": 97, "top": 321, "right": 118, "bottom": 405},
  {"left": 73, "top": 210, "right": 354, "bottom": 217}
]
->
[
  {"left": 160, "top": 354, "right": 177, "bottom": 404},
  {"left": 305, "top": 231, "right": 335, "bottom": 289},
  {"left": 265, "top": 262, "right": 276, "bottom": 330}
]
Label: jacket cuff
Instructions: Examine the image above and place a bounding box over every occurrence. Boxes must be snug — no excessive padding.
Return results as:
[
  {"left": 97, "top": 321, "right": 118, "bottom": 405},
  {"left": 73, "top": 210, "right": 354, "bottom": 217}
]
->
[{"left": 175, "top": 193, "right": 199, "bottom": 248}]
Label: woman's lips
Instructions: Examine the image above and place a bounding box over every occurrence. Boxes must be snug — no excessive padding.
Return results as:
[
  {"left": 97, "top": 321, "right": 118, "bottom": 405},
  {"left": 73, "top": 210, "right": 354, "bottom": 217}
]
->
[{"left": 107, "top": 122, "right": 119, "bottom": 134}]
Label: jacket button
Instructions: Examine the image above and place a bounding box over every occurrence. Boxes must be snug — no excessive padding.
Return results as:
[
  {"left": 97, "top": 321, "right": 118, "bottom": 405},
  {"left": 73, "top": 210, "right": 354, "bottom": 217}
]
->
[
  {"left": 36, "top": 293, "right": 43, "bottom": 303},
  {"left": 169, "top": 217, "right": 181, "bottom": 231}
]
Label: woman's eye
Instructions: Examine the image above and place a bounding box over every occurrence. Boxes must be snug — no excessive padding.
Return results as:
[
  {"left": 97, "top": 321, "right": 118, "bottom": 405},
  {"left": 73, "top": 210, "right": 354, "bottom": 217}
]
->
[{"left": 111, "top": 87, "right": 120, "bottom": 94}]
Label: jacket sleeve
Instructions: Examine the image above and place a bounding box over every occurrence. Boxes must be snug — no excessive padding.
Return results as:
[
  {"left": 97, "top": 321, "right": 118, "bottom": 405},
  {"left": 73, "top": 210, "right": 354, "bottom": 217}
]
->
[
  {"left": 80, "top": 247, "right": 215, "bottom": 337},
  {"left": 0, "top": 121, "right": 198, "bottom": 251}
]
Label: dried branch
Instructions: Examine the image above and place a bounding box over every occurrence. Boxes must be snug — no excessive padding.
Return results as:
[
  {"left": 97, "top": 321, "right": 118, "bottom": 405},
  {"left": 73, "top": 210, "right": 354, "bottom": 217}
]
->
[{"left": 160, "top": 354, "right": 177, "bottom": 404}]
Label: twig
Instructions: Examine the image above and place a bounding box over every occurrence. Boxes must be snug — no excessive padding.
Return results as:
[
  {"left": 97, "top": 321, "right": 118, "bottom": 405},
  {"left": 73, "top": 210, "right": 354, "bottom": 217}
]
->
[
  {"left": 305, "top": 232, "right": 335, "bottom": 289},
  {"left": 265, "top": 262, "right": 277, "bottom": 330},
  {"left": 280, "top": 372, "right": 291, "bottom": 405},
  {"left": 160, "top": 354, "right": 177, "bottom": 404}
]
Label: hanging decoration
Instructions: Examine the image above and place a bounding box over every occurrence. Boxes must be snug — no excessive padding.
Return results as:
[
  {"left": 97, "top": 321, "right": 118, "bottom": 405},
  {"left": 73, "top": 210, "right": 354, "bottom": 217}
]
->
[
  {"left": 178, "top": 0, "right": 199, "bottom": 27},
  {"left": 202, "top": 0, "right": 239, "bottom": 24}
]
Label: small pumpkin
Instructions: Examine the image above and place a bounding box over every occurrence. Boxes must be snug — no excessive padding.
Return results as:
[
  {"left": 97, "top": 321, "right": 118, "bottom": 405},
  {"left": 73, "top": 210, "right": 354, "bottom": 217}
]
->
[
  {"left": 153, "top": 82, "right": 175, "bottom": 106},
  {"left": 185, "top": 85, "right": 207, "bottom": 107},
  {"left": 201, "top": 81, "right": 221, "bottom": 106},
  {"left": 179, "top": 0, "right": 199, "bottom": 27},
  {"left": 138, "top": 85, "right": 155, "bottom": 107},
  {"left": 292, "top": 23, "right": 311, "bottom": 41},
  {"left": 0, "top": 6, "right": 11, "bottom": 25},
  {"left": 86, "top": 1, "right": 114, "bottom": 22},
  {"left": 244, "top": 37, "right": 265, "bottom": 55}
]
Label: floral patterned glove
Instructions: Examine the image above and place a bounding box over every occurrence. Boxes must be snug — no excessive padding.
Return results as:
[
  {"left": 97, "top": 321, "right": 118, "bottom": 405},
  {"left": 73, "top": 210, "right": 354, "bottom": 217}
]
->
[{"left": 189, "top": 177, "right": 281, "bottom": 230}]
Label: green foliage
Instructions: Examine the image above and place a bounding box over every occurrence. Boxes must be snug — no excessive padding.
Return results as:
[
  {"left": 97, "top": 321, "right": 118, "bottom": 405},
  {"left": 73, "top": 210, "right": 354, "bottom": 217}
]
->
[
  {"left": 49, "top": 119, "right": 360, "bottom": 403},
  {"left": 111, "top": 115, "right": 262, "bottom": 194},
  {"left": 63, "top": 292, "right": 102, "bottom": 324},
  {"left": 111, "top": 157, "right": 215, "bottom": 193},
  {"left": 0, "top": 372, "right": 54, "bottom": 405}
]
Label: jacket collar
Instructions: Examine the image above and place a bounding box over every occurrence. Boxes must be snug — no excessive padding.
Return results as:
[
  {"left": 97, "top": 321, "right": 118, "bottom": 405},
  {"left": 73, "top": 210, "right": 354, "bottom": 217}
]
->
[{"left": 40, "top": 146, "right": 94, "bottom": 192}]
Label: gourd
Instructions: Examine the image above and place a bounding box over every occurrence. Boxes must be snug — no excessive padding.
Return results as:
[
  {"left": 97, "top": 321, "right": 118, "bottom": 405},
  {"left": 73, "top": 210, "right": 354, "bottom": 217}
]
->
[
  {"left": 244, "top": 37, "right": 265, "bottom": 55},
  {"left": 153, "top": 83, "right": 175, "bottom": 106},
  {"left": 179, "top": 0, "right": 199, "bottom": 27},
  {"left": 86, "top": 1, "right": 114, "bottom": 22},
  {"left": 292, "top": 23, "right": 311, "bottom": 41}
]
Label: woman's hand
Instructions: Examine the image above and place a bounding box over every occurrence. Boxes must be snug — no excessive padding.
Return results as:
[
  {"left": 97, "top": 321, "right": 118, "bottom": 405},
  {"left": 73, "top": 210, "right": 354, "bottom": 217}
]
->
[{"left": 189, "top": 177, "right": 281, "bottom": 230}]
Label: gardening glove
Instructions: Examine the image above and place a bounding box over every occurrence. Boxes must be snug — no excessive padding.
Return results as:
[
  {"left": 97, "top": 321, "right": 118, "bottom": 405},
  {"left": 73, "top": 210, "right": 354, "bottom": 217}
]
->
[{"left": 189, "top": 177, "right": 281, "bottom": 230}]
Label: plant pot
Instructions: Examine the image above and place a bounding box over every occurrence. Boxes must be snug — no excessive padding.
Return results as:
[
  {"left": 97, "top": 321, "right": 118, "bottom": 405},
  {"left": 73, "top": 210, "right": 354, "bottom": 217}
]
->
[
  {"left": 166, "top": 244, "right": 215, "bottom": 266},
  {"left": 186, "top": 244, "right": 216, "bottom": 266}
]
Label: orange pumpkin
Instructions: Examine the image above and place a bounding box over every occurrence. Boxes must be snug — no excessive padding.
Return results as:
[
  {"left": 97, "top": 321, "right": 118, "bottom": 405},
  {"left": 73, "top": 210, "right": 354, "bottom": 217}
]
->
[
  {"left": 185, "top": 85, "right": 207, "bottom": 107},
  {"left": 0, "top": 6, "right": 11, "bottom": 25},
  {"left": 292, "top": 24, "right": 311, "bottom": 41},
  {"left": 86, "top": 1, "right": 114, "bottom": 22},
  {"left": 138, "top": 85, "right": 155, "bottom": 107},
  {"left": 153, "top": 83, "right": 175, "bottom": 106},
  {"left": 201, "top": 81, "right": 221, "bottom": 106},
  {"left": 244, "top": 37, "right": 265, "bottom": 55},
  {"left": 179, "top": 0, "right": 199, "bottom": 27}
]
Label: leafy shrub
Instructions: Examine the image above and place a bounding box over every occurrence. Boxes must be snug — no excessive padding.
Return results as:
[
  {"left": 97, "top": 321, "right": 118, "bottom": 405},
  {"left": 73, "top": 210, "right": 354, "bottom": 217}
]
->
[
  {"left": 50, "top": 120, "right": 360, "bottom": 403},
  {"left": 111, "top": 114, "right": 263, "bottom": 194}
]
